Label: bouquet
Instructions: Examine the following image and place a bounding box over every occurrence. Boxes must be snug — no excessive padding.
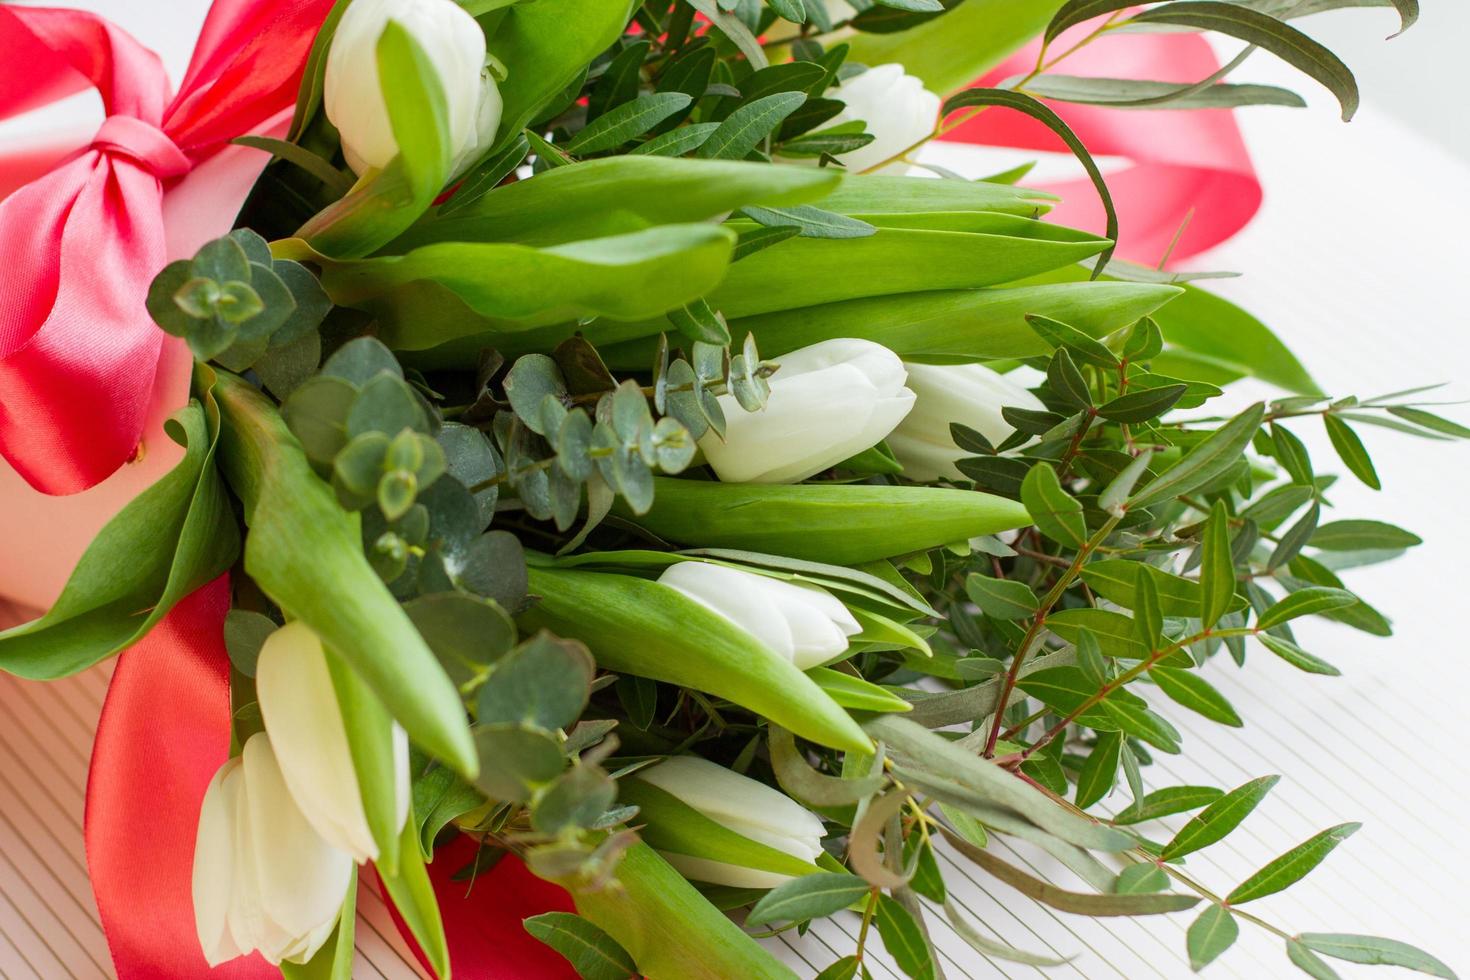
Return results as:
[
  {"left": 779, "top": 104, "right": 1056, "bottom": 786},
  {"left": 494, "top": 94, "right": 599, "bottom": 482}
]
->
[{"left": 0, "top": 0, "right": 1460, "bottom": 977}]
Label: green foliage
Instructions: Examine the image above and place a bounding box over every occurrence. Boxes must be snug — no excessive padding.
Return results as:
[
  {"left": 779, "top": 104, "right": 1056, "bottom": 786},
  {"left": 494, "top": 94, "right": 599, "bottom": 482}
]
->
[
  {"left": 103, "top": 4, "right": 1459, "bottom": 978},
  {"left": 147, "top": 229, "right": 329, "bottom": 372}
]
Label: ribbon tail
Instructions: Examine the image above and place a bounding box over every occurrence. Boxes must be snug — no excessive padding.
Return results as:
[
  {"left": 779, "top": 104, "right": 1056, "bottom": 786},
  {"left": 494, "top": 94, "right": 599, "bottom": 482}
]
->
[
  {"left": 381, "top": 835, "right": 578, "bottom": 980},
  {"left": 948, "top": 31, "right": 1261, "bottom": 266},
  {"left": 83, "top": 575, "right": 276, "bottom": 980}
]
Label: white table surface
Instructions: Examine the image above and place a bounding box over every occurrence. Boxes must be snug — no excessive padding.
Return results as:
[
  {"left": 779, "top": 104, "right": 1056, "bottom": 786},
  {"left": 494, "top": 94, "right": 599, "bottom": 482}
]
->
[{"left": 3, "top": 3, "right": 1468, "bottom": 978}]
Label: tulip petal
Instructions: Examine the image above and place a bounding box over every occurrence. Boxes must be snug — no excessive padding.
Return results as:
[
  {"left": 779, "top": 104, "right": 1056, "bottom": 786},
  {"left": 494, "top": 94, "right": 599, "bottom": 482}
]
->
[
  {"left": 758, "top": 579, "right": 859, "bottom": 670},
  {"left": 890, "top": 361, "right": 1046, "bottom": 481},
  {"left": 638, "top": 756, "right": 826, "bottom": 859},
  {"left": 658, "top": 562, "right": 796, "bottom": 659},
  {"left": 192, "top": 760, "right": 245, "bottom": 967},
  {"left": 257, "top": 621, "right": 379, "bottom": 862},
  {"left": 240, "top": 735, "right": 354, "bottom": 965}
]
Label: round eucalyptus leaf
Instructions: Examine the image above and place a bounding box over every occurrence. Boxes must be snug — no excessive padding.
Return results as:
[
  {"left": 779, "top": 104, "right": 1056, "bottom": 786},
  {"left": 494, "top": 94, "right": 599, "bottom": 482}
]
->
[
  {"left": 282, "top": 375, "right": 357, "bottom": 464},
  {"left": 235, "top": 262, "right": 295, "bottom": 340},
  {"left": 532, "top": 764, "right": 617, "bottom": 835},
  {"left": 144, "top": 261, "right": 198, "bottom": 336},
  {"left": 455, "top": 530, "right": 530, "bottom": 610},
  {"left": 539, "top": 392, "right": 570, "bottom": 440},
  {"left": 227, "top": 227, "right": 274, "bottom": 266},
  {"left": 322, "top": 335, "right": 402, "bottom": 386},
  {"left": 215, "top": 280, "right": 265, "bottom": 325},
  {"left": 386, "top": 427, "right": 425, "bottom": 473},
  {"left": 404, "top": 591, "right": 517, "bottom": 683},
  {"left": 368, "top": 531, "right": 410, "bottom": 583},
  {"left": 377, "top": 469, "right": 418, "bottom": 521},
  {"left": 548, "top": 466, "right": 582, "bottom": 531},
  {"left": 437, "top": 423, "right": 502, "bottom": 530},
  {"left": 335, "top": 431, "right": 391, "bottom": 495},
  {"left": 268, "top": 259, "right": 332, "bottom": 347},
  {"left": 478, "top": 631, "right": 594, "bottom": 731},
  {"left": 417, "top": 477, "right": 481, "bottom": 554},
  {"left": 348, "top": 374, "right": 429, "bottom": 439},
  {"left": 190, "top": 235, "right": 250, "bottom": 284},
  {"left": 556, "top": 409, "right": 595, "bottom": 482},
  {"left": 651, "top": 416, "right": 696, "bottom": 473},
  {"left": 611, "top": 380, "right": 653, "bottom": 443},
  {"left": 611, "top": 446, "right": 655, "bottom": 514},
  {"left": 173, "top": 276, "right": 222, "bottom": 320},
  {"left": 504, "top": 354, "right": 569, "bottom": 435},
  {"left": 472, "top": 723, "right": 566, "bottom": 802},
  {"left": 254, "top": 328, "right": 321, "bottom": 400}
]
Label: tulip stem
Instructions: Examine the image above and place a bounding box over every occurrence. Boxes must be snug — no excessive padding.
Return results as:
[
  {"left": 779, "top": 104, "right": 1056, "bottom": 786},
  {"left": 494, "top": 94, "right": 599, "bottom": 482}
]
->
[{"left": 981, "top": 514, "right": 1123, "bottom": 759}]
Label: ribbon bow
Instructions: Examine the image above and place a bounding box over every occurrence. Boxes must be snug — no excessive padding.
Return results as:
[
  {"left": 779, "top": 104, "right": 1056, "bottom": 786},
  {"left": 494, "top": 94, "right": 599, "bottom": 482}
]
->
[{"left": 0, "top": 2, "right": 330, "bottom": 495}]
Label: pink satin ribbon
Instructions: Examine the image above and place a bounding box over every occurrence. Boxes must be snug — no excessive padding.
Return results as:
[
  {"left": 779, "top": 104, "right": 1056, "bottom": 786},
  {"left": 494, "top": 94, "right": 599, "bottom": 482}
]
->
[
  {"left": 0, "top": 2, "right": 329, "bottom": 495},
  {"left": 945, "top": 29, "right": 1261, "bottom": 265}
]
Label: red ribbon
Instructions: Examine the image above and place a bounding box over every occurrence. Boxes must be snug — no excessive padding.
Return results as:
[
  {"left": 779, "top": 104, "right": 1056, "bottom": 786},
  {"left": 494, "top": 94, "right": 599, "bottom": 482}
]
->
[
  {"left": 945, "top": 29, "right": 1261, "bottom": 266},
  {"left": 0, "top": 1, "right": 330, "bottom": 495}
]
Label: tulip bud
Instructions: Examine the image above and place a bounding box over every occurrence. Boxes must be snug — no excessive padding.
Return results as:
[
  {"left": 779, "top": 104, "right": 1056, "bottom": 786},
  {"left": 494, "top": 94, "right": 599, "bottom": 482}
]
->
[
  {"left": 325, "top": 0, "right": 503, "bottom": 176},
  {"left": 886, "top": 361, "right": 1048, "bottom": 482},
  {"left": 658, "top": 562, "right": 861, "bottom": 670},
  {"left": 255, "top": 621, "right": 411, "bottom": 863},
  {"left": 635, "top": 756, "right": 826, "bottom": 888},
  {"left": 192, "top": 734, "right": 354, "bottom": 966},
  {"left": 700, "top": 338, "right": 915, "bottom": 484},
  {"left": 828, "top": 64, "right": 941, "bottom": 175}
]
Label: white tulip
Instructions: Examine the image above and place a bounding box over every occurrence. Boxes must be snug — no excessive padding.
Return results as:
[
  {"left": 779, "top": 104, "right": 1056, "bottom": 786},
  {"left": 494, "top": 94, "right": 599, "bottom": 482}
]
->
[
  {"left": 659, "top": 562, "right": 861, "bottom": 670},
  {"left": 638, "top": 756, "right": 826, "bottom": 889},
  {"left": 886, "top": 361, "right": 1048, "bottom": 482},
  {"left": 324, "top": 0, "right": 503, "bottom": 176},
  {"left": 827, "top": 64, "right": 941, "bottom": 175},
  {"left": 256, "top": 621, "right": 411, "bottom": 864},
  {"left": 700, "top": 338, "right": 915, "bottom": 484},
  {"left": 192, "top": 734, "right": 354, "bottom": 966}
]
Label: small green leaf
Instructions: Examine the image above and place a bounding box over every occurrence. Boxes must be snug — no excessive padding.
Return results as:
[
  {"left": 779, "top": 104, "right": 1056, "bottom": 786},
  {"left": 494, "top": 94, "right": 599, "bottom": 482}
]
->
[
  {"left": 1200, "top": 500, "right": 1235, "bottom": 629},
  {"left": 1188, "top": 904, "right": 1239, "bottom": 971},
  {"left": 1289, "top": 940, "right": 1346, "bottom": 980},
  {"left": 1257, "top": 633, "right": 1342, "bottom": 676},
  {"left": 1310, "top": 520, "right": 1421, "bottom": 551},
  {"left": 746, "top": 873, "right": 872, "bottom": 927},
  {"left": 1297, "top": 933, "right": 1455, "bottom": 978},
  {"left": 1271, "top": 422, "right": 1314, "bottom": 485},
  {"left": 1098, "top": 385, "right": 1187, "bottom": 424},
  {"left": 1133, "top": 567, "right": 1163, "bottom": 648},
  {"left": 1075, "top": 731, "right": 1122, "bottom": 809},
  {"left": 1324, "top": 414, "right": 1380, "bottom": 489},
  {"left": 1114, "top": 863, "right": 1168, "bottom": 894},
  {"left": 1026, "top": 313, "right": 1119, "bottom": 367},
  {"left": 1387, "top": 405, "right": 1470, "bottom": 439},
  {"left": 1268, "top": 501, "right": 1320, "bottom": 570},
  {"left": 1227, "top": 823, "right": 1361, "bottom": 905},
  {"left": 874, "top": 894, "right": 936, "bottom": 980},
  {"left": 1132, "top": 404, "right": 1266, "bottom": 509},
  {"left": 1021, "top": 463, "right": 1087, "bottom": 547},
  {"left": 1256, "top": 587, "right": 1357, "bottom": 631},
  {"left": 965, "top": 573, "right": 1039, "bottom": 620},
  {"left": 478, "top": 632, "right": 594, "bottom": 731},
  {"left": 566, "top": 93, "right": 695, "bottom": 154},
  {"left": 1151, "top": 667, "right": 1242, "bottom": 727},
  {"left": 699, "top": 92, "right": 807, "bottom": 160},
  {"left": 1113, "top": 785, "right": 1224, "bottom": 825},
  {"left": 741, "top": 204, "right": 877, "bottom": 239},
  {"left": 1162, "top": 775, "right": 1279, "bottom": 861},
  {"left": 524, "top": 911, "right": 638, "bottom": 980}
]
